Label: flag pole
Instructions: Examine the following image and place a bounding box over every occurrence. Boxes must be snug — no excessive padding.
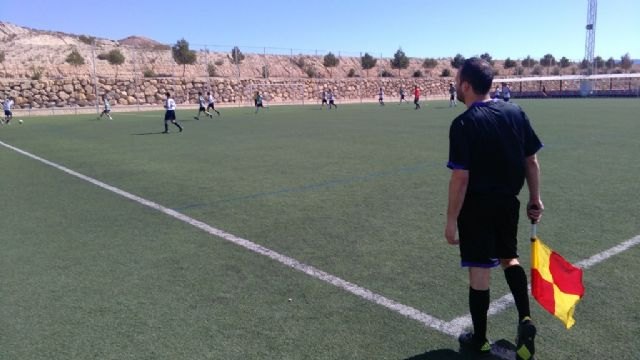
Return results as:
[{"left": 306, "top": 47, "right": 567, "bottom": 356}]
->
[{"left": 530, "top": 204, "right": 539, "bottom": 240}]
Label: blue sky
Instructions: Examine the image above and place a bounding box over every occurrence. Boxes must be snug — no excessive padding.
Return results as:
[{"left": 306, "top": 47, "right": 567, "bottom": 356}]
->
[{"left": 3, "top": 0, "right": 638, "bottom": 60}]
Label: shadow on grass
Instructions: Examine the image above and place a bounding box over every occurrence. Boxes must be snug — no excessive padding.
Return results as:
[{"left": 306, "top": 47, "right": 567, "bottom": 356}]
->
[
  {"left": 405, "top": 340, "right": 515, "bottom": 360},
  {"left": 131, "top": 132, "right": 166, "bottom": 136},
  {"left": 404, "top": 348, "right": 461, "bottom": 360}
]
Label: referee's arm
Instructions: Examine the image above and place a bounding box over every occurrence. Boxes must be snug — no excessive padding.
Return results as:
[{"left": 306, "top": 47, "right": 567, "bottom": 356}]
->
[
  {"left": 445, "top": 169, "right": 469, "bottom": 245},
  {"left": 525, "top": 154, "right": 544, "bottom": 223}
]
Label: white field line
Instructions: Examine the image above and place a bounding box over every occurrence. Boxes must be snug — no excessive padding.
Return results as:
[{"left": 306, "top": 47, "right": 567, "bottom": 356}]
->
[
  {"left": 3, "top": 139, "right": 638, "bottom": 341},
  {"left": 0, "top": 140, "right": 456, "bottom": 337},
  {"left": 445, "top": 235, "right": 640, "bottom": 333}
]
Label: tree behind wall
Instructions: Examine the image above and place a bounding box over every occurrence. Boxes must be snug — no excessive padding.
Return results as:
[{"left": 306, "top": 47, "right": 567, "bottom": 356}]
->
[
  {"left": 172, "top": 39, "right": 197, "bottom": 78},
  {"left": 323, "top": 52, "right": 339, "bottom": 77},
  {"left": 540, "top": 54, "right": 556, "bottom": 74},
  {"left": 480, "top": 53, "right": 494, "bottom": 66},
  {"left": 66, "top": 49, "right": 85, "bottom": 75},
  {"left": 521, "top": 56, "right": 537, "bottom": 68},
  {"left": 361, "top": 52, "right": 377, "bottom": 77},
  {"left": 451, "top": 54, "right": 465, "bottom": 69},
  {"left": 390, "top": 48, "right": 409, "bottom": 77},
  {"left": 620, "top": 53, "right": 633, "bottom": 72},
  {"left": 559, "top": 57, "right": 572, "bottom": 68},
  {"left": 106, "top": 49, "right": 125, "bottom": 79}
]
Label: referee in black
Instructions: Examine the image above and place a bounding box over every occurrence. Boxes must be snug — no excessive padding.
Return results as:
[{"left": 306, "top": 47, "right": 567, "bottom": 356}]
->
[{"left": 444, "top": 58, "right": 543, "bottom": 359}]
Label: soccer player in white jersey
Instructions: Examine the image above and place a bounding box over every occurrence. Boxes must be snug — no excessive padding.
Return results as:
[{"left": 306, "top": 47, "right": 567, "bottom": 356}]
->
[
  {"left": 162, "top": 92, "right": 183, "bottom": 133},
  {"left": 206, "top": 91, "right": 220, "bottom": 116},
  {"left": 3, "top": 96, "right": 14, "bottom": 124},
  {"left": 98, "top": 95, "right": 113, "bottom": 120},
  {"left": 328, "top": 89, "right": 337, "bottom": 110},
  {"left": 195, "top": 92, "right": 212, "bottom": 120},
  {"left": 378, "top": 87, "right": 385, "bottom": 106},
  {"left": 399, "top": 87, "right": 406, "bottom": 104},
  {"left": 320, "top": 89, "right": 328, "bottom": 109},
  {"left": 501, "top": 82, "right": 511, "bottom": 102},
  {"left": 492, "top": 85, "right": 502, "bottom": 102}
]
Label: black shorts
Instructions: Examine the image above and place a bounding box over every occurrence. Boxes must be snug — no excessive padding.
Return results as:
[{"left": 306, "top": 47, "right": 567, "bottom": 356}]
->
[
  {"left": 4, "top": 110, "right": 12, "bottom": 116},
  {"left": 450, "top": 94, "right": 455, "bottom": 101},
  {"left": 199, "top": 106, "right": 206, "bottom": 112},
  {"left": 400, "top": 94, "right": 405, "bottom": 99},
  {"left": 414, "top": 97, "right": 420, "bottom": 103},
  {"left": 102, "top": 109, "right": 111, "bottom": 114},
  {"left": 207, "top": 103, "right": 215, "bottom": 110},
  {"left": 322, "top": 99, "right": 328, "bottom": 104},
  {"left": 256, "top": 103, "right": 263, "bottom": 108},
  {"left": 164, "top": 110, "right": 176, "bottom": 121},
  {"left": 503, "top": 97, "right": 510, "bottom": 102},
  {"left": 457, "top": 194, "right": 520, "bottom": 268},
  {"left": 329, "top": 100, "right": 335, "bottom": 105}
]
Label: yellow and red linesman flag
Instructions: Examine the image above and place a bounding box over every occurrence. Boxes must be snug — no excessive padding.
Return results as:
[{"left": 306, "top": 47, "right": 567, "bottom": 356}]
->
[{"left": 531, "top": 231, "right": 585, "bottom": 329}]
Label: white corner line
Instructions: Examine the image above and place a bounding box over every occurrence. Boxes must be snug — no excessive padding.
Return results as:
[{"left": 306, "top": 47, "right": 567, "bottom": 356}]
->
[
  {"left": 0, "top": 140, "right": 456, "bottom": 336},
  {"left": 7, "top": 138, "right": 637, "bottom": 340}
]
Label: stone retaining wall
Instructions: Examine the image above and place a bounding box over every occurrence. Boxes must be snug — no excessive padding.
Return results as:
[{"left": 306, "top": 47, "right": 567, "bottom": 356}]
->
[{"left": 1, "top": 77, "right": 637, "bottom": 109}]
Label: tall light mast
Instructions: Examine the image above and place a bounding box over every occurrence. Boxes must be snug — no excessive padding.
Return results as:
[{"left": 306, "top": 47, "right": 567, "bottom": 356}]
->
[{"left": 584, "top": 0, "right": 597, "bottom": 74}]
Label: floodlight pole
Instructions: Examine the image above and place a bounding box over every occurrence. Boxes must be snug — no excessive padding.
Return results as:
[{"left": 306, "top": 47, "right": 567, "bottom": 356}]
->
[
  {"left": 584, "top": 0, "right": 597, "bottom": 73},
  {"left": 92, "top": 40, "right": 99, "bottom": 115}
]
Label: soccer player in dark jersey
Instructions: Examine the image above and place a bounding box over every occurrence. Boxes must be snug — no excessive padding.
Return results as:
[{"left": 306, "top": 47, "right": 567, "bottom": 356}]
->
[
  {"left": 449, "top": 82, "right": 457, "bottom": 107},
  {"left": 445, "top": 58, "right": 542, "bottom": 359},
  {"left": 378, "top": 87, "right": 385, "bottom": 106},
  {"left": 195, "top": 92, "right": 211, "bottom": 120},
  {"left": 254, "top": 91, "right": 264, "bottom": 113}
]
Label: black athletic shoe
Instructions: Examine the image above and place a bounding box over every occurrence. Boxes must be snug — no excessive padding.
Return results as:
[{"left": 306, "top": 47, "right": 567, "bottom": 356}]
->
[
  {"left": 516, "top": 317, "right": 536, "bottom": 360},
  {"left": 458, "top": 332, "right": 491, "bottom": 358}
]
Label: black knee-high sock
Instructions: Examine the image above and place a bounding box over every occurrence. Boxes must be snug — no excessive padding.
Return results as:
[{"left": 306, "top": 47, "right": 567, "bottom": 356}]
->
[
  {"left": 469, "top": 287, "right": 490, "bottom": 342},
  {"left": 164, "top": 123, "right": 168, "bottom": 132},
  {"left": 174, "top": 122, "right": 183, "bottom": 131},
  {"left": 504, "top": 265, "right": 530, "bottom": 322}
]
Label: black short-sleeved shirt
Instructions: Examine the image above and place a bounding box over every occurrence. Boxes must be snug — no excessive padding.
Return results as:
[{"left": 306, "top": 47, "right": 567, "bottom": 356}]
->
[{"left": 447, "top": 100, "right": 542, "bottom": 196}]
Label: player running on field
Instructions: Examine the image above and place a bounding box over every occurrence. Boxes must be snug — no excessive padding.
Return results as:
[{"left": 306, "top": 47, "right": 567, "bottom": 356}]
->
[
  {"left": 206, "top": 91, "right": 220, "bottom": 116},
  {"left": 3, "top": 96, "right": 14, "bottom": 124},
  {"left": 378, "top": 87, "right": 385, "bottom": 106},
  {"left": 320, "top": 89, "right": 328, "bottom": 109},
  {"left": 98, "top": 95, "right": 113, "bottom": 120},
  {"left": 399, "top": 87, "right": 407, "bottom": 104},
  {"left": 195, "top": 92, "right": 212, "bottom": 120},
  {"left": 328, "top": 89, "right": 337, "bottom": 110},
  {"left": 163, "top": 92, "right": 183, "bottom": 133}
]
